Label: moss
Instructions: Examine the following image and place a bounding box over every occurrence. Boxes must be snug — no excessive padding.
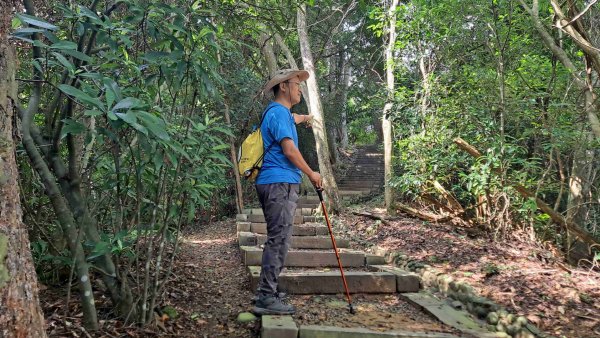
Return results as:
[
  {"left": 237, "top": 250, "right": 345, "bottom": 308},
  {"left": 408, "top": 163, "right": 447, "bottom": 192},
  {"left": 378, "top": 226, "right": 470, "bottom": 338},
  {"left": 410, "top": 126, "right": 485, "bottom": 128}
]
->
[{"left": 0, "top": 234, "right": 9, "bottom": 287}]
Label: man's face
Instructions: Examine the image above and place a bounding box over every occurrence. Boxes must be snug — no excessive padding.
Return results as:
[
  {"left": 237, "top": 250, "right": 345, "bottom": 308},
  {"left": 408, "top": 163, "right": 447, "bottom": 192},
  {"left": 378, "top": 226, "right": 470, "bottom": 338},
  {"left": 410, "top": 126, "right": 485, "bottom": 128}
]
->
[{"left": 286, "top": 75, "right": 303, "bottom": 106}]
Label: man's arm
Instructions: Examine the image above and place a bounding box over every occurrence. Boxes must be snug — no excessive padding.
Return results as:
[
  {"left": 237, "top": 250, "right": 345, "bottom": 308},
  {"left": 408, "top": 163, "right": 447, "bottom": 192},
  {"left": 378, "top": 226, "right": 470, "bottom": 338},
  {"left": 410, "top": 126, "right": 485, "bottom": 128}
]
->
[
  {"left": 292, "top": 113, "right": 312, "bottom": 125},
  {"left": 280, "top": 138, "right": 322, "bottom": 188}
]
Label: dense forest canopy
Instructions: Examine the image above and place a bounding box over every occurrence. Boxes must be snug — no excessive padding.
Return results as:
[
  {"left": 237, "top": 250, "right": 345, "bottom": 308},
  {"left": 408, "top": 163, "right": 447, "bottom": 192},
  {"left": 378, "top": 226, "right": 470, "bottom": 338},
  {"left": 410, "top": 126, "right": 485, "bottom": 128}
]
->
[{"left": 0, "top": 0, "right": 598, "bottom": 335}]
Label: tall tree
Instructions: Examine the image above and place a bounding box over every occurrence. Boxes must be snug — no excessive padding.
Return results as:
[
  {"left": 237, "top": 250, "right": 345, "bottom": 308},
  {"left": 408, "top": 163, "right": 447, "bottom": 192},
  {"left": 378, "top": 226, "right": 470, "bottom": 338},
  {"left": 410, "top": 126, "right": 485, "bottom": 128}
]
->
[
  {"left": 298, "top": 4, "right": 341, "bottom": 212},
  {"left": 382, "top": 0, "right": 399, "bottom": 209},
  {"left": 517, "top": 0, "right": 599, "bottom": 237},
  {"left": 0, "top": 0, "right": 47, "bottom": 335}
]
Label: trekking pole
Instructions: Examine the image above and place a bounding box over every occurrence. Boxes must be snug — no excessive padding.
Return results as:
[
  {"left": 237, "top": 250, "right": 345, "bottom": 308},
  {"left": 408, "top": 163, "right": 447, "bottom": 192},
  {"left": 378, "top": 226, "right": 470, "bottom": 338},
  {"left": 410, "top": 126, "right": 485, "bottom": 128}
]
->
[{"left": 315, "top": 187, "right": 355, "bottom": 314}]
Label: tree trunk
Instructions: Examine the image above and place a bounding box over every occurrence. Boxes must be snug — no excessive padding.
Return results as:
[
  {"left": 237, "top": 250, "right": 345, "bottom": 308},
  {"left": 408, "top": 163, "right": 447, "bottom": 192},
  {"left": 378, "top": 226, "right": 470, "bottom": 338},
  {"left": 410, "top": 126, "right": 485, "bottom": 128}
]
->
[
  {"left": 297, "top": 4, "right": 341, "bottom": 212},
  {"left": 260, "top": 33, "right": 278, "bottom": 77},
  {"left": 274, "top": 33, "right": 311, "bottom": 111},
  {"left": 224, "top": 100, "right": 244, "bottom": 214},
  {"left": 340, "top": 58, "right": 350, "bottom": 149},
  {"left": 383, "top": 0, "right": 399, "bottom": 209},
  {"left": 0, "top": 2, "right": 47, "bottom": 335}
]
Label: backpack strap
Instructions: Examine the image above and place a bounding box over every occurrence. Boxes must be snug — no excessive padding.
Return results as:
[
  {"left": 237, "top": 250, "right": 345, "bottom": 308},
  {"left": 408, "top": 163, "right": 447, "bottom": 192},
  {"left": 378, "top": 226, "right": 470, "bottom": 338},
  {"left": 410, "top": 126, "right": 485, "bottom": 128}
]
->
[{"left": 251, "top": 105, "right": 277, "bottom": 170}]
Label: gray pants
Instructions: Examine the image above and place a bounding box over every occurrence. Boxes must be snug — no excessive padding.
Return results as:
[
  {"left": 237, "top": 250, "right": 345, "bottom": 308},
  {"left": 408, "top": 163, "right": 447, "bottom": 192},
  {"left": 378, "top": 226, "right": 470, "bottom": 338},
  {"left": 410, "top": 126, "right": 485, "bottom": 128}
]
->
[{"left": 255, "top": 183, "right": 299, "bottom": 296}]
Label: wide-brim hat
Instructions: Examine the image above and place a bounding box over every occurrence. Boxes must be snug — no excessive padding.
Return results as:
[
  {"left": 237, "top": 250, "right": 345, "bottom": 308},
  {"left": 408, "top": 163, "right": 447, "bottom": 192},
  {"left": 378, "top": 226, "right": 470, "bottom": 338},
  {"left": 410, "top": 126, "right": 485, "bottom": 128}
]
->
[{"left": 263, "top": 69, "right": 310, "bottom": 93}]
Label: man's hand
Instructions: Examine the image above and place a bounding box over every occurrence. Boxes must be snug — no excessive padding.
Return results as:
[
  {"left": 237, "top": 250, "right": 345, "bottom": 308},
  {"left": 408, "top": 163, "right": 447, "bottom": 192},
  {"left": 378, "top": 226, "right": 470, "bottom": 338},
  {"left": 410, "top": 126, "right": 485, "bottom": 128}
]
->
[{"left": 309, "top": 171, "right": 323, "bottom": 189}]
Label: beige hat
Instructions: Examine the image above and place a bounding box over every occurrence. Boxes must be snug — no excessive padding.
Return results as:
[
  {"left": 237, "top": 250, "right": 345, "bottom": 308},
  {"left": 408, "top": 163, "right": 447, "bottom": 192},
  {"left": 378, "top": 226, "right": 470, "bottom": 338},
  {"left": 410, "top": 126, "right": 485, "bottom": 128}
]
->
[{"left": 263, "top": 69, "right": 309, "bottom": 93}]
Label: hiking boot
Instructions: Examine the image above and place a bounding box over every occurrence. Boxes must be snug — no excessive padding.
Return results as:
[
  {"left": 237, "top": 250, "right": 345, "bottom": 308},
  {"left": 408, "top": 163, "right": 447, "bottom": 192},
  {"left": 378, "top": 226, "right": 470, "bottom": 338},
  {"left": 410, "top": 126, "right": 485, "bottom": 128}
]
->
[
  {"left": 251, "top": 291, "right": 288, "bottom": 305},
  {"left": 252, "top": 295, "right": 296, "bottom": 315}
]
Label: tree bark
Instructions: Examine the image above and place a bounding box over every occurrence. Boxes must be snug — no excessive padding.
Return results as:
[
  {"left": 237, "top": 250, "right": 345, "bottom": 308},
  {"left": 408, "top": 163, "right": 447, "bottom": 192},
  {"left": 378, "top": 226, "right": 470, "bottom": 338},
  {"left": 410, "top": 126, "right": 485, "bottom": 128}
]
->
[
  {"left": 274, "top": 33, "right": 311, "bottom": 107},
  {"left": 382, "top": 0, "right": 399, "bottom": 209},
  {"left": 297, "top": 4, "right": 341, "bottom": 212},
  {"left": 224, "top": 100, "right": 244, "bottom": 214},
  {"left": 0, "top": 2, "right": 47, "bottom": 334},
  {"left": 260, "top": 32, "right": 278, "bottom": 77},
  {"left": 339, "top": 58, "right": 350, "bottom": 148}
]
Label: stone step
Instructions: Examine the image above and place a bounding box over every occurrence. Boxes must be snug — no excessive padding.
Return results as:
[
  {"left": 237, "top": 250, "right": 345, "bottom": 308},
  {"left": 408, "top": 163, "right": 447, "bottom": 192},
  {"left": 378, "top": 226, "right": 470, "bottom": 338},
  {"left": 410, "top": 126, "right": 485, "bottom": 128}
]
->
[
  {"left": 339, "top": 182, "right": 382, "bottom": 186},
  {"left": 298, "top": 196, "right": 320, "bottom": 202},
  {"left": 243, "top": 208, "right": 314, "bottom": 216},
  {"left": 238, "top": 232, "right": 349, "bottom": 249},
  {"left": 298, "top": 326, "right": 461, "bottom": 338},
  {"left": 262, "top": 316, "right": 298, "bottom": 338},
  {"left": 248, "top": 266, "right": 398, "bottom": 294},
  {"left": 237, "top": 222, "right": 329, "bottom": 236},
  {"left": 338, "top": 186, "right": 380, "bottom": 190},
  {"left": 367, "top": 265, "right": 421, "bottom": 293},
  {"left": 241, "top": 214, "right": 317, "bottom": 224},
  {"left": 339, "top": 190, "right": 371, "bottom": 196},
  {"left": 241, "top": 246, "right": 365, "bottom": 267},
  {"left": 401, "top": 293, "right": 497, "bottom": 337}
]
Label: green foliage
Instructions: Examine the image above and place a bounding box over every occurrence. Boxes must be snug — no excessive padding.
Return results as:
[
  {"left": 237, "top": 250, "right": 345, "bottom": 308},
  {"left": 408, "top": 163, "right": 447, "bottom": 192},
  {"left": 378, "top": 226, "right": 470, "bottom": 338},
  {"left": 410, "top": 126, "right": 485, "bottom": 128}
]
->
[
  {"left": 383, "top": 0, "right": 599, "bottom": 240},
  {"left": 15, "top": 0, "right": 241, "bottom": 323}
]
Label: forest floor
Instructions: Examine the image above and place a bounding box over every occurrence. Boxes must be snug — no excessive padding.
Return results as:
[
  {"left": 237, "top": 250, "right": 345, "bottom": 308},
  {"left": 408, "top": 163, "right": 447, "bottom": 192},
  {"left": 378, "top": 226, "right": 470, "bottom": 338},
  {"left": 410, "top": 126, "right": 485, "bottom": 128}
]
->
[
  {"left": 338, "top": 204, "right": 600, "bottom": 338},
  {"left": 40, "top": 202, "right": 600, "bottom": 337}
]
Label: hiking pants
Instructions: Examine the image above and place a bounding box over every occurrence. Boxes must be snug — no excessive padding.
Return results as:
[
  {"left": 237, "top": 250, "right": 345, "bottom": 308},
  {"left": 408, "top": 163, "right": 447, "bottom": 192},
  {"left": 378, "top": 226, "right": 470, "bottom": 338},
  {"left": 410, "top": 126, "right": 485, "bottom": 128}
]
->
[{"left": 255, "top": 183, "right": 299, "bottom": 296}]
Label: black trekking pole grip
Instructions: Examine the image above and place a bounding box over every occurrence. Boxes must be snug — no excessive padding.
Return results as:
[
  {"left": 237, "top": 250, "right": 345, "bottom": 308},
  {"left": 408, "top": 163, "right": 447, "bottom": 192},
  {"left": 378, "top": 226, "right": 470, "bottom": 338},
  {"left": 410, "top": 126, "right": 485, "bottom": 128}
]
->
[{"left": 315, "top": 187, "right": 324, "bottom": 201}]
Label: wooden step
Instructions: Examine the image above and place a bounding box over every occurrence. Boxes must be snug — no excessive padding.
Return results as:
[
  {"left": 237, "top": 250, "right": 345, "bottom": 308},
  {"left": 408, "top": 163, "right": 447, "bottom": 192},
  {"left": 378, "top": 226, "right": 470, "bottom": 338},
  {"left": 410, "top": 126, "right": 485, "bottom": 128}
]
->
[
  {"left": 247, "top": 266, "right": 398, "bottom": 294},
  {"left": 240, "top": 246, "right": 365, "bottom": 267}
]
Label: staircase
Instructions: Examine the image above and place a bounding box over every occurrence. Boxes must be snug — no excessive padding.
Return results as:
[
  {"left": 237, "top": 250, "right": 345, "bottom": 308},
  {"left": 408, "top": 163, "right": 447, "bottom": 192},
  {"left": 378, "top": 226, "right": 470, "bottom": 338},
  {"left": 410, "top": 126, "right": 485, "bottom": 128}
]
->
[
  {"left": 235, "top": 198, "right": 449, "bottom": 337},
  {"left": 337, "top": 145, "right": 384, "bottom": 198}
]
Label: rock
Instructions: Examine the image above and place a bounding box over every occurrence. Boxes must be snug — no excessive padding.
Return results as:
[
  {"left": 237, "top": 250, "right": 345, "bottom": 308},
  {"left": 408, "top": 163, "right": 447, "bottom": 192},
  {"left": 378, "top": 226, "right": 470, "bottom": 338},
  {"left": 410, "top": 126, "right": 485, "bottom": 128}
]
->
[
  {"left": 437, "top": 274, "right": 453, "bottom": 295},
  {"left": 487, "top": 311, "right": 499, "bottom": 325},
  {"left": 475, "top": 305, "right": 488, "bottom": 319},
  {"left": 451, "top": 300, "right": 464, "bottom": 310},
  {"left": 458, "top": 292, "right": 470, "bottom": 303},
  {"left": 237, "top": 312, "right": 257, "bottom": 323},
  {"left": 498, "top": 309, "right": 509, "bottom": 319},
  {"left": 515, "top": 316, "right": 528, "bottom": 327},
  {"left": 161, "top": 306, "right": 178, "bottom": 320},
  {"left": 422, "top": 270, "right": 436, "bottom": 285},
  {"left": 459, "top": 283, "right": 474, "bottom": 294},
  {"left": 505, "top": 313, "right": 515, "bottom": 324},
  {"left": 506, "top": 324, "right": 519, "bottom": 335}
]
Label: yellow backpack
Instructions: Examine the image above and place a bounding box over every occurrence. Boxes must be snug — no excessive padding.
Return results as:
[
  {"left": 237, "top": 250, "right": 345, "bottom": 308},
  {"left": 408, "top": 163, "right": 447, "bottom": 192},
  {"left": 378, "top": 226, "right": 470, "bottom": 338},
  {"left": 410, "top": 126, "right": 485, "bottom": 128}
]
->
[{"left": 237, "top": 107, "right": 276, "bottom": 181}]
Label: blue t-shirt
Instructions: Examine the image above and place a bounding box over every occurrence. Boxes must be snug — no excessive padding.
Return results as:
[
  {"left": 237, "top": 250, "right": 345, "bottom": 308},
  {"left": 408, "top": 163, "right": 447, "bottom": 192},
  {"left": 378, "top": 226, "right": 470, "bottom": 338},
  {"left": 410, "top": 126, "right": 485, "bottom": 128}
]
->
[{"left": 256, "top": 102, "right": 302, "bottom": 184}]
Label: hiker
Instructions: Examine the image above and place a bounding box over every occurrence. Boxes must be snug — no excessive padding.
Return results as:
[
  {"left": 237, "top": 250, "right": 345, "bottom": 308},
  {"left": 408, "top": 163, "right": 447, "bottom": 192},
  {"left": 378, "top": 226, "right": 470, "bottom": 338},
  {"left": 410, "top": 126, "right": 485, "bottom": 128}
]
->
[{"left": 252, "top": 69, "right": 323, "bottom": 315}]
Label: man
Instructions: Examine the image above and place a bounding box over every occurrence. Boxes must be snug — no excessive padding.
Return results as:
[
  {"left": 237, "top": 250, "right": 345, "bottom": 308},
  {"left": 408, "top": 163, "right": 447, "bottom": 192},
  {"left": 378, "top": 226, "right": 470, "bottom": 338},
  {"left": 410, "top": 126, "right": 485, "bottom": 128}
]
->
[{"left": 252, "top": 69, "right": 323, "bottom": 315}]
